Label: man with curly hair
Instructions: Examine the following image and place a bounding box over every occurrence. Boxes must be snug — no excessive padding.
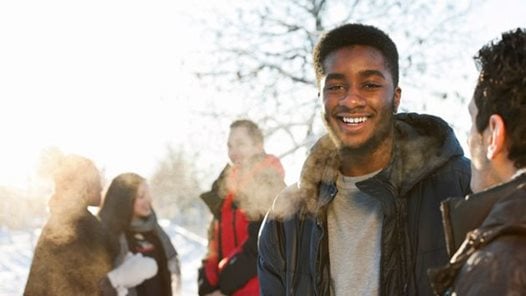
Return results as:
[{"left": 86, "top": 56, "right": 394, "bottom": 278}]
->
[
  {"left": 257, "top": 23, "right": 471, "bottom": 295},
  {"left": 429, "top": 28, "right": 526, "bottom": 295}
]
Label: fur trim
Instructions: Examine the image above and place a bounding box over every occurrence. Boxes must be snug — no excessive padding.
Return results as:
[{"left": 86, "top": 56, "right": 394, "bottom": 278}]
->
[{"left": 270, "top": 113, "right": 464, "bottom": 219}]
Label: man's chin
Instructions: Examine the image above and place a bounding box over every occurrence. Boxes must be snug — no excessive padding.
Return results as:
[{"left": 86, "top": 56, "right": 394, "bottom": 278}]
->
[
  {"left": 328, "top": 131, "right": 365, "bottom": 151},
  {"left": 339, "top": 143, "right": 370, "bottom": 155},
  {"left": 336, "top": 136, "right": 385, "bottom": 156}
]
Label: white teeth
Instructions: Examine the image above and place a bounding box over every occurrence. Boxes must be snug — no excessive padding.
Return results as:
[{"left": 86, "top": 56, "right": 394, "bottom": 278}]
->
[{"left": 342, "top": 117, "right": 367, "bottom": 124}]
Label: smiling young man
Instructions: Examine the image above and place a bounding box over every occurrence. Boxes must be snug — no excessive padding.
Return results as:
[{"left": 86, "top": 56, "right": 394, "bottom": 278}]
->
[
  {"left": 257, "top": 23, "right": 471, "bottom": 296},
  {"left": 429, "top": 28, "right": 526, "bottom": 296}
]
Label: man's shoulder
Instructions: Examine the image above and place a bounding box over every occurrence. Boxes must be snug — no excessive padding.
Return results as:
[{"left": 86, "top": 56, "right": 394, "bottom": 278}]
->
[
  {"left": 434, "top": 153, "right": 471, "bottom": 177},
  {"left": 453, "top": 234, "right": 526, "bottom": 295},
  {"left": 266, "top": 183, "right": 305, "bottom": 221},
  {"left": 260, "top": 184, "right": 319, "bottom": 240},
  {"left": 417, "top": 154, "right": 471, "bottom": 197}
]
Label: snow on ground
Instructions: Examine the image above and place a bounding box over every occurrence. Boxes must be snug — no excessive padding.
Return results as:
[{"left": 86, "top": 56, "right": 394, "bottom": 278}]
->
[{"left": 0, "top": 221, "right": 207, "bottom": 296}]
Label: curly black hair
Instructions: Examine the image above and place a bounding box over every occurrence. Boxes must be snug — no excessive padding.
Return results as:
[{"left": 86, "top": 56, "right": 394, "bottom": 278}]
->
[
  {"left": 312, "top": 23, "right": 399, "bottom": 88},
  {"left": 473, "top": 28, "right": 526, "bottom": 169}
]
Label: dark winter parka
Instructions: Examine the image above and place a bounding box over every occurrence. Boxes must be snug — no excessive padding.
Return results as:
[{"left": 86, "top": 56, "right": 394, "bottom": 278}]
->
[
  {"left": 257, "top": 113, "right": 471, "bottom": 296},
  {"left": 429, "top": 172, "right": 526, "bottom": 295}
]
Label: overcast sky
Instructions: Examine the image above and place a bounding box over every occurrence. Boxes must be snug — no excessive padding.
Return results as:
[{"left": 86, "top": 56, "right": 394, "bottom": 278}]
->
[{"left": 0, "top": 0, "right": 524, "bottom": 188}]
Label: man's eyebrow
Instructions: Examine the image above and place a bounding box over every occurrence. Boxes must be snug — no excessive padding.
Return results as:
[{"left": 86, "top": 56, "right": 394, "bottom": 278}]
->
[
  {"left": 325, "top": 73, "right": 346, "bottom": 81},
  {"left": 325, "top": 70, "right": 386, "bottom": 82},
  {"left": 358, "top": 69, "right": 386, "bottom": 79}
]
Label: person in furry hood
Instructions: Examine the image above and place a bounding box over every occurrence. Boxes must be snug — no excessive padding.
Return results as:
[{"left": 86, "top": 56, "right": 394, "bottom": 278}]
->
[{"left": 257, "top": 23, "right": 471, "bottom": 296}]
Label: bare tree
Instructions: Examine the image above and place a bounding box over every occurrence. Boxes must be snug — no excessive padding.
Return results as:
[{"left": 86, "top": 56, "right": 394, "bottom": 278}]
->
[
  {"left": 195, "top": 0, "right": 479, "bottom": 160},
  {"left": 149, "top": 145, "right": 210, "bottom": 236}
]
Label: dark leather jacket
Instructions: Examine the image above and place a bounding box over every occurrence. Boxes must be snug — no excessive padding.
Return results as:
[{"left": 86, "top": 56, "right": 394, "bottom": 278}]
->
[
  {"left": 258, "top": 113, "right": 471, "bottom": 296},
  {"left": 429, "top": 173, "right": 526, "bottom": 295}
]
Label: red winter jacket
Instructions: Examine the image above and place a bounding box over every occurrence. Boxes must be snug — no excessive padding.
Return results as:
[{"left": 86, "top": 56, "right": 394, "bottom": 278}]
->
[{"left": 199, "top": 154, "right": 285, "bottom": 296}]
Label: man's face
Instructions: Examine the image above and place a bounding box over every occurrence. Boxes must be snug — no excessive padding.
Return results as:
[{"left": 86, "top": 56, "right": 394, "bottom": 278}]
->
[
  {"left": 467, "top": 97, "right": 499, "bottom": 192},
  {"left": 321, "top": 45, "right": 401, "bottom": 151},
  {"left": 227, "top": 126, "right": 262, "bottom": 166}
]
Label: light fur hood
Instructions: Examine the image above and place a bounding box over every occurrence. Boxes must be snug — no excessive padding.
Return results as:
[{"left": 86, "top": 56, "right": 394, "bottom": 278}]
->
[{"left": 270, "top": 113, "right": 465, "bottom": 219}]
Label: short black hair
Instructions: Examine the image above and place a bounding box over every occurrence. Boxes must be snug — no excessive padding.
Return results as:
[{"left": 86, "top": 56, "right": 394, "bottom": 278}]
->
[
  {"left": 473, "top": 28, "right": 526, "bottom": 168},
  {"left": 313, "top": 23, "right": 399, "bottom": 87},
  {"left": 230, "top": 119, "right": 264, "bottom": 145}
]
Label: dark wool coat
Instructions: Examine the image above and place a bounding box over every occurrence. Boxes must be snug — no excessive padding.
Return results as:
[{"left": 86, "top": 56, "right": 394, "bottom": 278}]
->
[
  {"left": 429, "top": 173, "right": 526, "bottom": 295},
  {"left": 24, "top": 208, "right": 116, "bottom": 296},
  {"left": 258, "top": 113, "right": 471, "bottom": 296}
]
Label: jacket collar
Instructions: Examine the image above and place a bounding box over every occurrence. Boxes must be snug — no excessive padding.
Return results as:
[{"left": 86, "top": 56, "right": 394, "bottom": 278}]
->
[
  {"left": 298, "top": 113, "right": 465, "bottom": 215},
  {"left": 430, "top": 173, "right": 526, "bottom": 295},
  {"left": 441, "top": 173, "right": 526, "bottom": 256}
]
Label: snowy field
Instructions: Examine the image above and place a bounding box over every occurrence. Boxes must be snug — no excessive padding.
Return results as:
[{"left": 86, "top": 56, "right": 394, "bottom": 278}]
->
[{"left": 0, "top": 221, "right": 207, "bottom": 296}]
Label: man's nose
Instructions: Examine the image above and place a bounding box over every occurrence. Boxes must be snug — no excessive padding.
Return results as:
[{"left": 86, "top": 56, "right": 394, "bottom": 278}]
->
[{"left": 339, "top": 88, "right": 365, "bottom": 107}]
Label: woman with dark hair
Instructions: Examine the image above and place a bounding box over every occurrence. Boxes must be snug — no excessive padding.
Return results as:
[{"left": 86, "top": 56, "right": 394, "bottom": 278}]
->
[{"left": 99, "top": 172, "right": 181, "bottom": 296}]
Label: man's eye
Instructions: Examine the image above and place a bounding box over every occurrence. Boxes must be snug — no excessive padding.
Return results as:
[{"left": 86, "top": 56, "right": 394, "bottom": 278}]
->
[
  {"left": 363, "top": 82, "right": 381, "bottom": 89},
  {"left": 325, "top": 84, "right": 346, "bottom": 92}
]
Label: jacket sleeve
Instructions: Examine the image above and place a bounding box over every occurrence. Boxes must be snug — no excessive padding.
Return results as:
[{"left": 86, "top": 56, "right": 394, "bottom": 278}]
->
[
  {"left": 217, "top": 220, "right": 262, "bottom": 294},
  {"left": 198, "top": 220, "right": 220, "bottom": 295},
  {"left": 257, "top": 215, "right": 286, "bottom": 296},
  {"left": 99, "top": 276, "right": 118, "bottom": 296},
  {"left": 451, "top": 235, "right": 526, "bottom": 295},
  {"left": 198, "top": 262, "right": 218, "bottom": 295}
]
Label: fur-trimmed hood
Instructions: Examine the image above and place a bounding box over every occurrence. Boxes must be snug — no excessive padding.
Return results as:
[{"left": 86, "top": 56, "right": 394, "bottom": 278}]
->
[{"left": 270, "top": 113, "right": 465, "bottom": 219}]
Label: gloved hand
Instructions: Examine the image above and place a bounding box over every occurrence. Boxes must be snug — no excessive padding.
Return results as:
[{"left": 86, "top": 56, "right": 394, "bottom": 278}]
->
[{"left": 107, "top": 252, "right": 158, "bottom": 290}]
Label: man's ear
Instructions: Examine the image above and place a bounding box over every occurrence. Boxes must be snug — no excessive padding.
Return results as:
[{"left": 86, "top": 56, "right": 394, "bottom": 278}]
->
[
  {"left": 393, "top": 87, "right": 402, "bottom": 113},
  {"left": 486, "top": 114, "right": 506, "bottom": 160}
]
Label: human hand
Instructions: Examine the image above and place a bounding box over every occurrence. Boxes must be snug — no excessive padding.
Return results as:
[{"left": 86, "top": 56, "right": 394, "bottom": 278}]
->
[{"left": 107, "top": 252, "right": 158, "bottom": 289}]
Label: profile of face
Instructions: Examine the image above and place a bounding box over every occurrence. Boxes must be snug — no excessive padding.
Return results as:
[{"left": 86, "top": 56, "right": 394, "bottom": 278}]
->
[
  {"left": 321, "top": 45, "right": 401, "bottom": 151},
  {"left": 133, "top": 181, "right": 152, "bottom": 219},
  {"left": 227, "top": 126, "right": 263, "bottom": 166},
  {"left": 467, "top": 98, "right": 499, "bottom": 193}
]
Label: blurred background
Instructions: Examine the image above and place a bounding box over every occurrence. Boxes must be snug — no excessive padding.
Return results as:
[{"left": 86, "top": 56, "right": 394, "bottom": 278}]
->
[{"left": 0, "top": 0, "right": 524, "bottom": 294}]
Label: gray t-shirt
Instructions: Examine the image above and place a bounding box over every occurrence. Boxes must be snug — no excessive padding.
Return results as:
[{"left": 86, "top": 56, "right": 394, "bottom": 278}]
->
[{"left": 327, "top": 172, "right": 383, "bottom": 296}]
